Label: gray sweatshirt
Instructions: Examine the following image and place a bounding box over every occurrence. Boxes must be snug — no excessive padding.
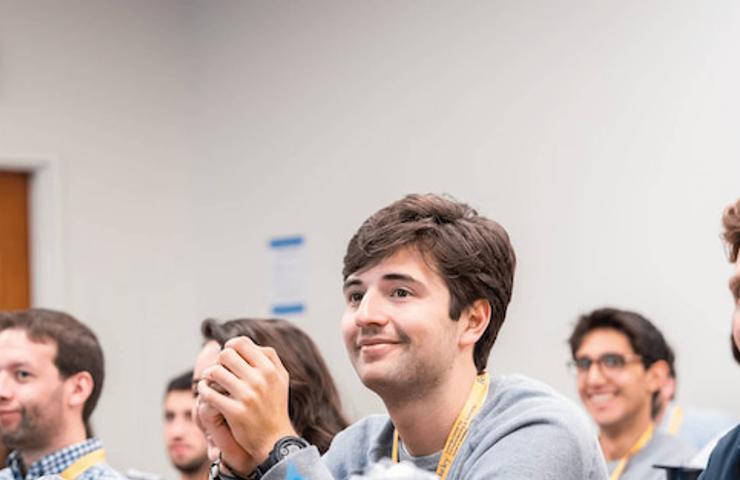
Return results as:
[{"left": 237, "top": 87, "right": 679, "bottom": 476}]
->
[{"left": 263, "top": 374, "right": 609, "bottom": 479}]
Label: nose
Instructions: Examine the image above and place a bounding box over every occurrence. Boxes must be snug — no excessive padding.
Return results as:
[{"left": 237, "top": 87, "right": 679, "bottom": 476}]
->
[
  {"left": 583, "top": 361, "right": 607, "bottom": 385},
  {"left": 0, "top": 372, "right": 12, "bottom": 402},
  {"left": 354, "top": 288, "right": 388, "bottom": 328},
  {"left": 169, "top": 416, "right": 187, "bottom": 439}
]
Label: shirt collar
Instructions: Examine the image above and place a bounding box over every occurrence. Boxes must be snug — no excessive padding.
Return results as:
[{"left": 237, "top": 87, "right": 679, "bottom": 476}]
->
[{"left": 7, "top": 438, "right": 103, "bottom": 480}]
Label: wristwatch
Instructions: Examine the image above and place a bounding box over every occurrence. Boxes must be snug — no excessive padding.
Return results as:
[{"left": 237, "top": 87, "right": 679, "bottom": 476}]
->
[
  {"left": 210, "top": 437, "right": 310, "bottom": 480},
  {"left": 251, "top": 436, "right": 310, "bottom": 479}
]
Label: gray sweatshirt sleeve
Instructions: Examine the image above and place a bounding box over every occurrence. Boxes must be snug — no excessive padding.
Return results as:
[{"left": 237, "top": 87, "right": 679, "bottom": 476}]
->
[
  {"left": 447, "top": 375, "right": 608, "bottom": 480},
  {"left": 454, "top": 417, "right": 608, "bottom": 479}
]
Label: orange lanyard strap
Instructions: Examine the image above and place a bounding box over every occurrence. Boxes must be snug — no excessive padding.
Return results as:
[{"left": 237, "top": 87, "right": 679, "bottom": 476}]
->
[
  {"left": 608, "top": 424, "right": 654, "bottom": 480},
  {"left": 666, "top": 405, "right": 684, "bottom": 435},
  {"left": 392, "top": 372, "right": 490, "bottom": 480},
  {"left": 59, "top": 449, "right": 107, "bottom": 480}
]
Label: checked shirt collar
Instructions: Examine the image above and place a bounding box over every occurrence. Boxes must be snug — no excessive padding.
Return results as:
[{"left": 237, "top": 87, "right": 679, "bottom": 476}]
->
[{"left": 4, "top": 438, "right": 104, "bottom": 480}]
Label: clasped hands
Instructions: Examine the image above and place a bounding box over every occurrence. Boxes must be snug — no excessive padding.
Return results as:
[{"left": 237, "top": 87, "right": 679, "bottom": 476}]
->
[{"left": 195, "top": 336, "right": 298, "bottom": 476}]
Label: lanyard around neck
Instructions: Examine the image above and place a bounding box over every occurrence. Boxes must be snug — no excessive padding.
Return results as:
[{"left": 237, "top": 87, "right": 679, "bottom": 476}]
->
[
  {"left": 666, "top": 405, "right": 684, "bottom": 435},
  {"left": 59, "top": 448, "right": 106, "bottom": 480},
  {"left": 608, "top": 424, "right": 654, "bottom": 480},
  {"left": 391, "top": 372, "right": 490, "bottom": 480}
]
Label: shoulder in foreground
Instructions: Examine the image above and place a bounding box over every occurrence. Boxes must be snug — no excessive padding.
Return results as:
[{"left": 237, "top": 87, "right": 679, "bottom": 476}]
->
[
  {"left": 703, "top": 423, "right": 740, "bottom": 470},
  {"left": 473, "top": 374, "right": 601, "bottom": 456},
  {"left": 484, "top": 374, "right": 591, "bottom": 427},
  {"left": 454, "top": 375, "right": 607, "bottom": 479}
]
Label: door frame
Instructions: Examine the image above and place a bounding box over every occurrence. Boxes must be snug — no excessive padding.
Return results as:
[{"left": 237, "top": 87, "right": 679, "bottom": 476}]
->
[{"left": 0, "top": 156, "right": 64, "bottom": 308}]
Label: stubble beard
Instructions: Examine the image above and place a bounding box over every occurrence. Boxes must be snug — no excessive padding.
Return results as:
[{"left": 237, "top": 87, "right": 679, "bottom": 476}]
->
[
  {"left": 358, "top": 348, "right": 450, "bottom": 404},
  {"left": 0, "top": 405, "right": 53, "bottom": 452},
  {"left": 173, "top": 453, "right": 209, "bottom": 475}
]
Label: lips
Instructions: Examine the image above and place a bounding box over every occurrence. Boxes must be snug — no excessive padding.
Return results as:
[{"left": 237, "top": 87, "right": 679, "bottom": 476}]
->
[
  {"left": 357, "top": 337, "right": 399, "bottom": 348},
  {"left": 355, "top": 337, "right": 402, "bottom": 360},
  {"left": 168, "top": 443, "right": 191, "bottom": 456},
  {"left": 583, "top": 391, "right": 620, "bottom": 418},
  {"left": 0, "top": 410, "right": 21, "bottom": 428}
]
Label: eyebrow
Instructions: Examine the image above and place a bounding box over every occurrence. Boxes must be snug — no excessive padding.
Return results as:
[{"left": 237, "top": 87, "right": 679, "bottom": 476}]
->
[
  {"left": 5, "top": 361, "right": 33, "bottom": 369},
  {"left": 343, "top": 273, "right": 423, "bottom": 291}
]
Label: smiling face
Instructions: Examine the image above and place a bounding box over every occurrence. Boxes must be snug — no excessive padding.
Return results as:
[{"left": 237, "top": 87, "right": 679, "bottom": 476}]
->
[
  {"left": 0, "top": 329, "right": 67, "bottom": 453},
  {"left": 575, "top": 328, "right": 659, "bottom": 432},
  {"left": 341, "top": 247, "right": 466, "bottom": 398}
]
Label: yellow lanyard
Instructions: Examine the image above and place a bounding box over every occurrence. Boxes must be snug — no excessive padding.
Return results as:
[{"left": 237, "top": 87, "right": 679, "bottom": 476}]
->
[
  {"left": 391, "top": 372, "right": 490, "bottom": 480},
  {"left": 59, "top": 449, "right": 107, "bottom": 480},
  {"left": 666, "top": 405, "right": 684, "bottom": 435},
  {"left": 608, "top": 424, "right": 654, "bottom": 480}
]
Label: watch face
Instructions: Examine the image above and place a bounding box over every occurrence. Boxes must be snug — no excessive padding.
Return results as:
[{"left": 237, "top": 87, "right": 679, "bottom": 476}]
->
[{"left": 276, "top": 437, "right": 309, "bottom": 459}]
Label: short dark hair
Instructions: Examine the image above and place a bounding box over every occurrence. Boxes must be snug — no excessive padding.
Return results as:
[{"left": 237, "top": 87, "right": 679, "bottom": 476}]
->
[
  {"left": 568, "top": 308, "right": 674, "bottom": 369},
  {"left": 200, "top": 318, "right": 348, "bottom": 454},
  {"left": 343, "top": 193, "right": 517, "bottom": 372},
  {"left": 568, "top": 307, "right": 673, "bottom": 417},
  {"left": 166, "top": 370, "right": 193, "bottom": 395},
  {"left": 0, "top": 309, "right": 105, "bottom": 437}
]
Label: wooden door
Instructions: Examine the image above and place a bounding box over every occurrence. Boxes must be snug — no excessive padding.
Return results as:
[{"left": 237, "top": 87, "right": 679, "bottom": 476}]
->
[{"left": 0, "top": 171, "right": 31, "bottom": 310}]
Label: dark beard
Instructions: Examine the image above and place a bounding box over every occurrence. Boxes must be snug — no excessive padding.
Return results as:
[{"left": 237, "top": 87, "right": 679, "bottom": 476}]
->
[
  {"left": 174, "top": 455, "right": 209, "bottom": 476},
  {"left": 0, "top": 407, "right": 43, "bottom": 451}
]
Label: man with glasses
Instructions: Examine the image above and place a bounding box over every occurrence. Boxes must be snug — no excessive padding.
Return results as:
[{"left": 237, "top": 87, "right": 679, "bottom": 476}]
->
[{"left": 568, "top": 307, "right": 695, "bottom": 479}]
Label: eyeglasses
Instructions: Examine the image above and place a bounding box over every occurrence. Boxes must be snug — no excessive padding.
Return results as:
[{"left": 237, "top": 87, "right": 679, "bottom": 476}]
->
[{"left": 568, "top": 353, "right": 642, "bottom": 375}]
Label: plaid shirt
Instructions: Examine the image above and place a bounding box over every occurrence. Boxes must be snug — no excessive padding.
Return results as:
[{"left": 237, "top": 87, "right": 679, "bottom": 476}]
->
[{"left": 0, "top": 438, "right": 124, "bottom": 480}]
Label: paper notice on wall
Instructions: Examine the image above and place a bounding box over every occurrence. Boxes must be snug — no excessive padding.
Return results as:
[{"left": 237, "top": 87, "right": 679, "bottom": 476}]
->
[{"left": 268, "top": 235, "right": 307, "bottom": 316}]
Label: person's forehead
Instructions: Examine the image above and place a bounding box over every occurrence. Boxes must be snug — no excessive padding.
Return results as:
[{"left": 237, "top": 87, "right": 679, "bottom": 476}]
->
[
  {"left": 164, "top": 390, "right": 195, "bottom": 410},
  {"left": 577, "top": 327, "right": 635, "bottom": 355},
  {"left": 193, "top": 340, "right": 220, "bottom": 377},
  {"left": 348, "top": 246, "right": 444, "bottom": 285},
  {"left": 0, "top": 328, "right": 58, "bottom": 368}
]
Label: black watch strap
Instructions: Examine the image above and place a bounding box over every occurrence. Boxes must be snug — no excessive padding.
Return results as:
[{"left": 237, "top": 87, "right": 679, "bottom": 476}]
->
[{"left": 253, "top": 436, "right": 310, "bottom": 478}]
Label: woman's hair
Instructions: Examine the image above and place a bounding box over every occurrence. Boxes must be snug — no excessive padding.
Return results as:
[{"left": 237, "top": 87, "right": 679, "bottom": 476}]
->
[{"left": 200, "top": 318, "right": 349, "bottom": 453}]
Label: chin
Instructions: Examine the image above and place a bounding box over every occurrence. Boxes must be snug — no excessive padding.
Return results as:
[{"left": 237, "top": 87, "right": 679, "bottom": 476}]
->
[
  {"left": 593, "top": 413, "right": 624, "bottom": 430},
  {"left": 356, "top": 367, "right": 391, "bottom": 389}
]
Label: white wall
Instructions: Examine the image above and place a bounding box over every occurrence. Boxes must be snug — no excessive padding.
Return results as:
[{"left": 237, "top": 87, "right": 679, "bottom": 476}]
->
[
  {"left": 2, "top": 0, "right": 740, "bottom": 477},
  {"left": 0, "top": 1, "right": 202, "bottom": 476}
]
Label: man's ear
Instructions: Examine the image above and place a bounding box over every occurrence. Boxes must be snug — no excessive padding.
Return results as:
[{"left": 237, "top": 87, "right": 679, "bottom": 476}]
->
[
  {"left": 65, "top": 371, "right": 94, "bottom": 410},
  {"left": 646, "top": 359, "right": 670, "bottom": 394},
  {"left": 459, "top": 299, "right": 491, "bottom": 348}
]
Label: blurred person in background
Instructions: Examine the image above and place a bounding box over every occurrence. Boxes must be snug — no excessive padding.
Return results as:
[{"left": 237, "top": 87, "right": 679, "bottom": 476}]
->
[
  {"left": 163, "top": 371, "right": 209, "bottom": 480},
  {"left": 653, "top": 361, "right": 736, "bottom": 468},
  {"left": 568, "top": 307, "right": 695, "bottom": 479},
  {"left": 0, "top": 309, "right": 124, "bottom": 480},
  {"left": 192, "top": 317, "right": 349, "bottom": 476}
]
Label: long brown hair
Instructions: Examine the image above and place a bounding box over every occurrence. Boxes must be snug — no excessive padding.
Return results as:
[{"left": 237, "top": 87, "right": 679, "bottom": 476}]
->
[{"left": 200, "top": 318, "right": 348, "bottom": 453}]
